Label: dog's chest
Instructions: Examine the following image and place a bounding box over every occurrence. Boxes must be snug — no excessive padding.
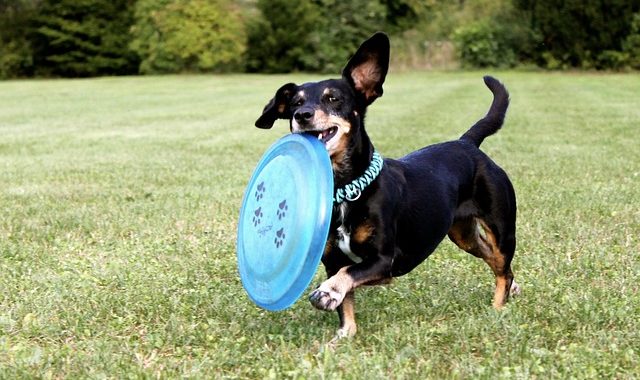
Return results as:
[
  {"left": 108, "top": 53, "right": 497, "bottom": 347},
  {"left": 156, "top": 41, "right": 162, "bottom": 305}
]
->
[{"left": 335, "top": 203, "right": 363, "bottom": 263}]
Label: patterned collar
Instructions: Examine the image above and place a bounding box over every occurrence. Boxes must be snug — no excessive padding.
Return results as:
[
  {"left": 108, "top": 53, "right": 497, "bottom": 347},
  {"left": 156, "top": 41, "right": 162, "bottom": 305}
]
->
[{"left": 333, "top": 151, "right": 383, "bottom": 203}]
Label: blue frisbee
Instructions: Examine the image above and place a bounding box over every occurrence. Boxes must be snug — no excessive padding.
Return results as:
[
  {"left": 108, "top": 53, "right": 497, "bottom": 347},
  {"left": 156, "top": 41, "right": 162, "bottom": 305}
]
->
[{"left": 237, "top": 133, "right": 333, "bottom": 311}]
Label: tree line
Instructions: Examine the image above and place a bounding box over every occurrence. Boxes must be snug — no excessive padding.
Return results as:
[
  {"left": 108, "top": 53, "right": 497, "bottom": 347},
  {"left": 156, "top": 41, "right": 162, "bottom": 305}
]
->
[{"left": 1, "top": 0, "right": 639, "bottom": 79}]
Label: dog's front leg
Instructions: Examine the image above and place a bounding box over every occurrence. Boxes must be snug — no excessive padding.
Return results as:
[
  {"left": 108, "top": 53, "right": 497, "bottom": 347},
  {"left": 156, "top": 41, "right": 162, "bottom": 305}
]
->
[
  {"left": 309, "top": 256, "right": 392, "bottom": 311},
  {"left": 335, "top": 291, "right": 356, "bottom": 339}
]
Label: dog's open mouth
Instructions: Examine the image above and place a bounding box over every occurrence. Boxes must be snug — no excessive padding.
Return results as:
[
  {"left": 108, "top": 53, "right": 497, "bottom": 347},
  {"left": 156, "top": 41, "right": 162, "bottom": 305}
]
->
[{"left": 304, "top": 126, "right": 338, "bottom": 144}]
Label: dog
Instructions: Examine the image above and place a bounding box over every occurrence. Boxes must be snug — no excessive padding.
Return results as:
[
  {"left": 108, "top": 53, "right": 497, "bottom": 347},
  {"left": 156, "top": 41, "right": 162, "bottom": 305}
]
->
[{"left": 254, "top": 32, "right": 520, "bottom": 339}]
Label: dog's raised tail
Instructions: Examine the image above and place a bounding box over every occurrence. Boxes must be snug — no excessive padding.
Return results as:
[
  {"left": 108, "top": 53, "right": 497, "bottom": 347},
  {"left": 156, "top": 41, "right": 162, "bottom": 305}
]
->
[{"left": 459, "top": 76, "right": 510, "bottom": 147}]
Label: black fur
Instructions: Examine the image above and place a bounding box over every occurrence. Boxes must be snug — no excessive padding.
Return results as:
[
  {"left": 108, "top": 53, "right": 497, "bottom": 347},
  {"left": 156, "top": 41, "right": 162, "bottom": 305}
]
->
[{"left": 255, "top": 32, "right": 518, "bottom": 338}]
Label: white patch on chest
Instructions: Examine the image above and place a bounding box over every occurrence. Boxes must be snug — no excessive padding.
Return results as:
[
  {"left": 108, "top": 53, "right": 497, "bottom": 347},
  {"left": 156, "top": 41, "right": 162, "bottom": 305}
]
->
[{"left": 336, "top": 203, "right": 363, "bottom": 263}]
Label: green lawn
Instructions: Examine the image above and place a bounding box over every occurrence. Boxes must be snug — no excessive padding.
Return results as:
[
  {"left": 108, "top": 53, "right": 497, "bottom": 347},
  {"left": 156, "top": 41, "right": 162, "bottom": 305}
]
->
[{"left": 1, "top": 72, "right": 638, "bottom": 378}]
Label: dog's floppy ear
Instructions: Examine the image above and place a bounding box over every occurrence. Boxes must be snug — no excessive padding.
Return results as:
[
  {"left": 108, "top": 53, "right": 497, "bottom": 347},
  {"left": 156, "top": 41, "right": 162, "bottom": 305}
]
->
[
  {"left": 342, "top": 32, "right": 390, "bottom": 105},
  {"left": 255, "top": 83, "right": 297, "bottom": 129}
]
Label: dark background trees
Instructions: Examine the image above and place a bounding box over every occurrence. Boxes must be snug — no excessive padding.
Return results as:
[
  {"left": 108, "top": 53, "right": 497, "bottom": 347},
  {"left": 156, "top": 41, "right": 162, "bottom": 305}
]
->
[
  {"left": 514, "top": 0, "right": 640, "bottom": 69},
  {"left": 0, "top": 0, "right": 38, "bottom": 77},
  {"left": 245, "top": 0, "right": 389, "bottom": 73},
  {"left": 1, "top": 0, "right": 639, "bottom": 78},
  {"left": 29, "top": 0, "right": 138, "bottom": 77}
]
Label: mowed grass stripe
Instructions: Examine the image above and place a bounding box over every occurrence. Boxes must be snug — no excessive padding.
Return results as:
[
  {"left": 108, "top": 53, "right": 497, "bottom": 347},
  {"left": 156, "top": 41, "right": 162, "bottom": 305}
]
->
[{"left": 0, "top": 72, "right": 638, "bottom": 378}]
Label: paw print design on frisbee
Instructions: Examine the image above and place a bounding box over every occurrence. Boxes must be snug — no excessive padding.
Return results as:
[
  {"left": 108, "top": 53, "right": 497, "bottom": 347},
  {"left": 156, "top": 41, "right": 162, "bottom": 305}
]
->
[
  {"left": 237, "top": 134, "right": 333, "bottom": 311},
  {"left": 274, "top": 228, "right": 286, "bottom": 248},
  {"left": 277, "top": 199, "right": 288, "bottom": 220},
  {"left": 252, "top": 207, "right": 263, "bottom": 227},
  {"left": 255, "top": 181, "right": 265, "bottom": 201}
]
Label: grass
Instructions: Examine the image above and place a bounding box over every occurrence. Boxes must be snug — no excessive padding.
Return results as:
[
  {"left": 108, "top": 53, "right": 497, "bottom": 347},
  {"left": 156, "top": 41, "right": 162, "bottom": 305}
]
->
[{"left": 0, "top": 71, "right": 638, "bottom": 379}]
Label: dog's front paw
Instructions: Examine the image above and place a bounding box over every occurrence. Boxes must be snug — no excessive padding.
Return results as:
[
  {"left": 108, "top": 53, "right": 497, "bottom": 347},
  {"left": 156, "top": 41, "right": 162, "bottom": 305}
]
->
[
  {"left": 335, "top": 324, "right": 357, "bottom": 339},
  {"left": 309, "top": 287, "right": 344, "bottom": 311}
]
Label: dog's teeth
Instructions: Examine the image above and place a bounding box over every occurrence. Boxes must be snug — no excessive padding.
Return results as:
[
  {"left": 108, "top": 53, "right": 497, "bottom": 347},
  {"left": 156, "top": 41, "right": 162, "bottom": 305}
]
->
[{"left": 317, "top": 134, "right": 322, "bottom": 140}]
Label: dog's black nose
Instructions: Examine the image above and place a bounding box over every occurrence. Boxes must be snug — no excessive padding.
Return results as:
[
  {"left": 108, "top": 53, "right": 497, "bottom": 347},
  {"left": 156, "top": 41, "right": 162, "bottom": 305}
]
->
[{"left": 294, "top": 107, "right": 314, "bottom": 124}]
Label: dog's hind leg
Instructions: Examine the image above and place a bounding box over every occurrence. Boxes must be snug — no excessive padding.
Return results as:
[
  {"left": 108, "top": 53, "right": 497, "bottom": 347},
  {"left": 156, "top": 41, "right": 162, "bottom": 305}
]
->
[
  {"left": 448, "top": 217, "right": 519, "bottom": 308},
  {"left": 476, "top": 218, "right": 519, "bottom": 308}
]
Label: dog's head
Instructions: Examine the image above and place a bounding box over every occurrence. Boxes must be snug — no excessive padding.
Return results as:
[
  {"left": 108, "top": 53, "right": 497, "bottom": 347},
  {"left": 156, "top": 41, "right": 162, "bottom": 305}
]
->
[{"left": 255, "top": 33, "right": 389, "bottom": 170}]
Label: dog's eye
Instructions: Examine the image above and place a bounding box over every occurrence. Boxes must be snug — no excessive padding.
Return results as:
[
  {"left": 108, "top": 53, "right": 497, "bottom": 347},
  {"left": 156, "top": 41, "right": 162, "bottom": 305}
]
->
[
  {"left": 327, "top": 95, "right": 339, "bottom": 103},
  {"left": 292, "top": 98, "right": 304, "bottom": 107}
]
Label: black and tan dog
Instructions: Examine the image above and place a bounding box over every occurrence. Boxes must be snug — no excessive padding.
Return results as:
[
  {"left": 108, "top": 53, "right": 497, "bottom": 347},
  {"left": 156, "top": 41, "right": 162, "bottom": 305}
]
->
[{"left": 255, "top": 32, "right": 520, "bottom": 339}]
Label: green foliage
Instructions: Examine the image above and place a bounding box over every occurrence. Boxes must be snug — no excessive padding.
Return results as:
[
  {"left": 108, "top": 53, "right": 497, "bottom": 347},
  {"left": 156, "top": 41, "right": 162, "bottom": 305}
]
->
[
  {"left": 4, "top": 0, "right": 640, "bottom": 76},
  {"left": 514, "top": 0, "right": 640, "bottom": 69},
  {"left": 449, "top": 0, "right": 544, "bottom": 69},
  {"left": 130, "top": 0, "right": 246, "bottom": 74},
  {"left": 595, "top": 50, "right": 630, "bottom": 71},
  {"left": 246, "top": 0, "right": 387, "bottom": 73},
  {"left": 128, "top": 0, "right": 173, "bottom": 74},
  {"left": 381, "top": 0, "right": 436, "bottom": 32},
  {"left": 31, "top": 0, "right": 138, "bottom": 77},
  {"left": 0, "top": 1, "right": 37, "bottom": 78},
  {"left": 244, "top": 0, "right": 321, "bottom": 73},
  {"left": 622, "top": 13, "right": 640, "bottom": 69},
  {"left": 0, "top": 39, "right": 32, "bottom": 79},
  {"left": 309, "top": 0, "right": 388, "bottom": 73},
  {"left": 452, "top": 21, "right": 516, "bottom": 68}
]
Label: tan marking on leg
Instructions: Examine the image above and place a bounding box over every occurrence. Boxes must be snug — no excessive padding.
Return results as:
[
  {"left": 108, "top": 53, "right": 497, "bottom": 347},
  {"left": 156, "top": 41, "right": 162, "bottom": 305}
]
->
[
  {"left": 352, "top": 221, "right": 375, "bottom": 245},
  {"left": 475, "top": 219, "right": 515, "bottom": 308},
  {"left": 449, "top": 218, "right": 516, "bottom": 309},
  {"left": 493, "top": 275, "right": 510, "bottom": 309},
  {"left": 448, "top": 219, "right": 482, "bottom": 257},
  {"left": 327, "top": 266, "right": 354, "bottom": 293},
  {"left": 476, "top": 219, "right": 506, "bottom": 276},
  {"left": 336, "top": 291, "right": 357, "bottom": 339}
]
